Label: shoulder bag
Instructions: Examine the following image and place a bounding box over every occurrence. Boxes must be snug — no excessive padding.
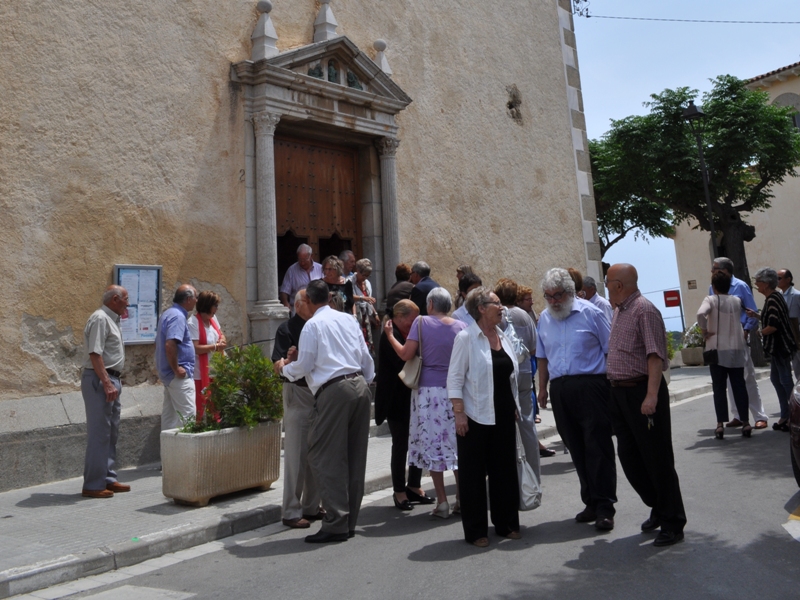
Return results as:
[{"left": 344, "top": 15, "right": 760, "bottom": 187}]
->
[
  {"left": 398, "top": 318, "right": 423, "bottom": 389},
  {"left": 703, "top": 296, "right": 719, "bottom": 366},
  {"left": 516, "top": 423, "right": 542, "bottom": 511}
]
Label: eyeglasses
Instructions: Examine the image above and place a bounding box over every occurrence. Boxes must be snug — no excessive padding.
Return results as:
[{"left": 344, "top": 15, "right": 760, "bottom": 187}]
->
[{"left": 543, "top": 291, "right": 567, "bottom": 302}]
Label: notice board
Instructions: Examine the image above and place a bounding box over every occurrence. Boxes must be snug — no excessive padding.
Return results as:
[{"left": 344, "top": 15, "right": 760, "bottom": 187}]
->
[{"left": 114, "top": 264, "right": 162, "bottom": 345}]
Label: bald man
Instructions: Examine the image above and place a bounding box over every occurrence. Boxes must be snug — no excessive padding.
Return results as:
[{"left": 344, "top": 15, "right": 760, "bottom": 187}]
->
[
  {"left": 156, "top": 284, "right": 198, "bottom": 430},
  {"left": 606, "top": 264, "right": 686, "bottom": 547},
  {"left": 81, "top": 285, "right": 130, "bottom": 498}
]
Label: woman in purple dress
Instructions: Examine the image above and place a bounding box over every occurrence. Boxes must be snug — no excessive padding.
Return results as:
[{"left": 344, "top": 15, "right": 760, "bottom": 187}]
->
[{"left": 384, "top": 287, "right": 467, "bottom": 518}]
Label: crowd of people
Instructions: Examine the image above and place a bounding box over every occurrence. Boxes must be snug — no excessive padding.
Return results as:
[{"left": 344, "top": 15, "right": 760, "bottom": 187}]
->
[{"left": 78, "top": 244, "right": 797, "bottom": 549}]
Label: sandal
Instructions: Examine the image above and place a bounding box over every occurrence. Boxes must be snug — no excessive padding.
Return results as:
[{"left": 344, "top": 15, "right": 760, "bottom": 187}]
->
[
  {"left": 742, "top": 424, "right": 753, "bottom": 438},
  {"left": 773, "top": 420, "right": 790, "bottom": 432},
  {"left": 714, "top": 423, "right": 724, "bottom": 440}
]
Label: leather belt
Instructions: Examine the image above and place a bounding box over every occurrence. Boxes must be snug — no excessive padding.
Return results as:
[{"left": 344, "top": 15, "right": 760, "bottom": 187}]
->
[
  {"left": 315, "top": 372, "right": 363, "bottom": 399},
  {"left": 609, "top": 375, "right": 648, "bottom": 388},
  {"left": 282, "top": 377, "right": 308, "bottom": 388},
  {"left": 107, "top": 369, "right": 122, "bottom": 379}
]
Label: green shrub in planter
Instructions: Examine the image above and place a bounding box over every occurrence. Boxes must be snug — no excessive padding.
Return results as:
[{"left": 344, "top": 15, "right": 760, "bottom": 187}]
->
[{"left": 181, "top": 344, "right": 283, "bottom": 433}]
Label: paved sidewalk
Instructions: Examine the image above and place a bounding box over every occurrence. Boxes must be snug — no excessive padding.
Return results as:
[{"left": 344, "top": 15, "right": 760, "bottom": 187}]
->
[{"left": 0, "top": 365, "right": 765, "bottom": 599}]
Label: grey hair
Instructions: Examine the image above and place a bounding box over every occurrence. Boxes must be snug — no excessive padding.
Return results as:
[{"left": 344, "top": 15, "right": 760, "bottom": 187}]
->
[
  {"left": 102, "top": 286, "right": 124, "bottom": 304},
  {"left": 583, "top": 276, "right": 597, "bottom": 290},
  {"left": 541, "top": 268, "right": 576, "bottom": 296},
  {"left": 174, "top": 286, "right": 196, "bottom": 304},
  {"left": 338, "top": 249, "right": 355, "bottom": 261},
  {"left": 754, "top": 267, "right": 779, "bottom": 290},
  {"left": 294, "top": 290, "right": 305, "bottom": 310},
  {"left": 426, "top": 287, "right": 452, "bottom": 314},
  {"left": 355, "top": 258, "right": 372, "bottom": 275},
  {"left": 412, "top": 261, "right": 431, "bottom": 277},
  {"left": 713, "top": 257, "right": 735, "bottom": 275},
  {"left": 465, "top": 286, "right": 493, "bottom": 322},
  {"left": 297, "top": 243, "right": 313, "bottom": 256}
]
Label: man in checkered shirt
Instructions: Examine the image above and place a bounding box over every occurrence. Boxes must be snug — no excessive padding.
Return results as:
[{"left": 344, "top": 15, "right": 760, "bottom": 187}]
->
[{"left": 606, "top": 263, "right": 687, "bottom": 547}]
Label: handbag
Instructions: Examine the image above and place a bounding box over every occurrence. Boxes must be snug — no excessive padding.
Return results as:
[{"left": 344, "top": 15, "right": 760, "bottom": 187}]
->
[
  {"left": 398, "top": 318, "right": 423, "bottom": 389},
  {"left": 703, "top": 296, "right": 719, "bottom": 366},
  {"left": 516, "top": 423, "right": 542, "bottom": 511}
]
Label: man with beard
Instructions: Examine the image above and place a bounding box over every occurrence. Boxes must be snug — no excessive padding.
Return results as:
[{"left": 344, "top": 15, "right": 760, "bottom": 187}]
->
[
  {"left": 606, "top": 263, "right": 686, "bottom": 546},
  {"left": 535, "top": 268, "right": 616, "bottom": 531}
]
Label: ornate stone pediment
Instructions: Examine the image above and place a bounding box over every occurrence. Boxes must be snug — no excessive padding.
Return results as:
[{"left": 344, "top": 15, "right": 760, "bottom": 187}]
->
[{"left": 232, "top": 36, "right": 412, "bottom": 115}]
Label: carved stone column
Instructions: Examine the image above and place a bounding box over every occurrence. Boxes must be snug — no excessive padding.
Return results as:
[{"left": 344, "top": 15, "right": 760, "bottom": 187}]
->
[
  {"left": 376, "top": 137, "right": 401, "bottom": 295},
  {"left": 249, "top": 111, "right": 288, "bottom": 349}
]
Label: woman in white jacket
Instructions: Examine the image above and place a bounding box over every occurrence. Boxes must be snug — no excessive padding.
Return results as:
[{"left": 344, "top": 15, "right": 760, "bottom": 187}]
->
[{"left": 448, "top": 287, "right": 522, "bottom": 548}]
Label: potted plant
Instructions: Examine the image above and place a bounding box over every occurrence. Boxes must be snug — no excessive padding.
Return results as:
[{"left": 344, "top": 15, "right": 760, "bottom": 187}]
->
[
  {"left": 680, "top": 323, "right": 705, "bottom": 366},
  {"left": 161, "top": 344, "right": 284, "bottom": 506}
]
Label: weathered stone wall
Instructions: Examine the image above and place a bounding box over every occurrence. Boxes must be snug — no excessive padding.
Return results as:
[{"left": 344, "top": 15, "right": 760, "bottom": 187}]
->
[{"left": 1, "top": 0, "right": 586, "bottom": 404}]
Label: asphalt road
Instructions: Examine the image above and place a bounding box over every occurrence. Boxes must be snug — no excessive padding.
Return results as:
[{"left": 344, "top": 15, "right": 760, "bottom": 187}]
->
[{"left": 58, "top": 386, "right": 800, "bottom": 600}]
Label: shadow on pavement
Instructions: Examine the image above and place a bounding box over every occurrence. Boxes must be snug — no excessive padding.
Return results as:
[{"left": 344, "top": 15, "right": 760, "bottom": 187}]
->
[{"left": 15, "top": 493, "right": 84, "bottom": 508}]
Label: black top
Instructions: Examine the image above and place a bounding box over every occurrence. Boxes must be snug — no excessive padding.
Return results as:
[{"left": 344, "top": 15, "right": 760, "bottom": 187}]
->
[
  {"left": 491, "top": 347, "right": 517, "bottom": 420},
  {"left": 374, "top": 327, "right": 412, "bottom": 426},
  {"left": 327, "top": 279, "right": 355, "bottom": 314},
  {"left": 386, "top": 281, "right": 414, "bottom": 318},
  {"left": 761, "top": 291, "right": 797, "bottom": 358},
  {"left": 410, "top": 277, "right": 440, "bottom": 316},
  {"left": 271, "top": 314, "right": 307, "bottom": 385}
]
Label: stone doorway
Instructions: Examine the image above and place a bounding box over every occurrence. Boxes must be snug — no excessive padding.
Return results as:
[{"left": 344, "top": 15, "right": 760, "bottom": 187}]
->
[{"left": 275, "top": 136, "right": 362, "bottom": 282}]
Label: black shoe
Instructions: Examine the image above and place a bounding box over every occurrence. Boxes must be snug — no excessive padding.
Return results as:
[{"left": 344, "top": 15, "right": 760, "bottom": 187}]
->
[
  {"left": 539, "top": 447, "right": 556, "bottom": 458},
  {"left": 393, "top": 494, "right": 413, "bottom": 511},
  {"left": 406, "top": 487, "right": 435, "bottom": 504},
  {"left": 302, "top": 509, "right": 327, "bottom": 521},
  {"left": 641, "top": 516, "right": 661, "bottom": 533},
  {"left": 304, "top": 530, "right": 348, "bottom": 544},
  {"left": 348, "top": 530, "right": 355, "bottom": 538},
  {"left": 595, "top": 517, "right": 614, "bottom": 531},
  {"left": 773, "top": 421, "right": 790, "bottom": 432},
  {"left": 653, "top": 530, "right": 684, "bottom": 547},
  {"left": 575, "top": 508, "right": 597, "bottom": 523}
]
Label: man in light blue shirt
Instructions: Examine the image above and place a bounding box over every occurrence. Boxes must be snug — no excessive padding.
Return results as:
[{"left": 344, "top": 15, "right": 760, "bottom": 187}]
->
[
  {"left": 710, "top": 258, "right": 768, "bottom": 428},
  {"left": 156, "top": 284, "right": 198, "bottom": 430},
  {"left": 536, "top": 268, "right": 616, "bottom": 531}
]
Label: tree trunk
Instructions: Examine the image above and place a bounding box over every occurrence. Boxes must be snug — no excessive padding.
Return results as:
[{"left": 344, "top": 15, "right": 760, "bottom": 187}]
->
[{"left": 717, "top": 214, "right": 767, "bottom": 365}]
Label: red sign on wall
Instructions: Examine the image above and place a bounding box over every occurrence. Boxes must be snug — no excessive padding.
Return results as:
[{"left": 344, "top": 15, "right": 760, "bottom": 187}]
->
[{"left": 664, "top": 290, "right": 681, "bottom": 308}]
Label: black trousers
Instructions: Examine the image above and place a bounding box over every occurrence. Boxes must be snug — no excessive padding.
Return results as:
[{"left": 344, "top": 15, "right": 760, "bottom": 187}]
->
[
  {"left": 550, "top": 374, "right": 617, "bottom": 517},
  {"left": 456, "top": 415, "right": 519, "bottom": 543},
  {"left": 608, "top": 377, "right": 687, "bottom": 533},
  {"left": 387, "top": 418, "right": 422, "bottom": 493},
  {"left": 709, "top": 365, "right": 748, "bottom": 424}
]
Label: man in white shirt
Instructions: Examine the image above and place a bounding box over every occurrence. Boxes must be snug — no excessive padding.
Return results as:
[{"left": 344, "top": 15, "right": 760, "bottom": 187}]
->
[
  {"left": 583, "top": 276, "right": 614, "bottom": 323},
  {"left": 778, "top": 269, "right": 800, "bottom": 379},
  {"left": 275, "top": 280, "right": 375, "bottom": 543}
]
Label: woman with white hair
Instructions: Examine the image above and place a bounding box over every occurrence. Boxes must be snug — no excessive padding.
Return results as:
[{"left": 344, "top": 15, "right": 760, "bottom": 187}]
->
[
  {"left": 384, "top": 287, "right": 467, "bottom": 518},
  {"left": 352, "top": 258, "right": 378, "bottom": 351}
]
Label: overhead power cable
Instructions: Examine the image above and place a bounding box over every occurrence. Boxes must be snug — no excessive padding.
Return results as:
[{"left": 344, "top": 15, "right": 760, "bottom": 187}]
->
[{"left": 580, "top": 15, "right": 800, "bottom": 25}]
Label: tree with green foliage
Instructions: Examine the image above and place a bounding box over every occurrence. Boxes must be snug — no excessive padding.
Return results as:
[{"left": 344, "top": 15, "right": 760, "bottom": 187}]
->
[{"left": 591, "top": 75, "right": 800, "bottom": 282}]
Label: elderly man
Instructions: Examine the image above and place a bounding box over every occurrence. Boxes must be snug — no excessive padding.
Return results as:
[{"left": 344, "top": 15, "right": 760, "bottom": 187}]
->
[
  {"left": 275, "top": 280, "right": 375, "bottom": 543},
  {"left": 156, "top": 284, "right": 198, "bottom": 430},
  {"left": 279, "top": 244, "right": 323, "bottom": 312},
  {"left": 583, "top": 276, "right": 613, "bottom": 322},
  {"left": 272, "top": 290, "right": 323, "bottom": 529},
  {"left": 339, "top": 249, "right": 356, "bottom": 279},
  {"left": 778, "top": 269, "right": 800, "bottom": 379},
  {"left": 536, "top": 268, "right": 616, "bottom": 531},
  {"left": 81, "top": 285, "right": 130, "bottom": 498},
  {"left": 606, "top": 263, "right": 686, "bottom": 547},
  {"left": 710, "top": 258, "right": 768, "bottom": 429},
  {"left": 409, "top": 261, "right": 440, "bottom": 316}
]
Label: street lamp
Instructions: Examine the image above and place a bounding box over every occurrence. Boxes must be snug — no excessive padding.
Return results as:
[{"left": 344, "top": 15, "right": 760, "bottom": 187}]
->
[{"left": 682, "top": 100, "right": 718, "bottom": 259}]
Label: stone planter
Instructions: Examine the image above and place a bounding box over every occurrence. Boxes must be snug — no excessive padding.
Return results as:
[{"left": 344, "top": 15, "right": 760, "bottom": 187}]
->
[
  {"left": 161, "top": 420, "right": 281, "bottom": 507},
  {"left": 680, "top": 346, "right": 705, "bottom": 366}
]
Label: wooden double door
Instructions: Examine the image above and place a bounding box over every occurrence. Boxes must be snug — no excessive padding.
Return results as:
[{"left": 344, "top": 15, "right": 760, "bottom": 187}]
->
[{"left": 275, "top": 136, "right": 361, "bottom": 282}]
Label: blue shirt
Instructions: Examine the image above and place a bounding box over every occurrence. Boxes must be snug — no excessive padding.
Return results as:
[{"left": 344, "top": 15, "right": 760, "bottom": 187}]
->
[
  {"left": 535, "top": 298, "right": 610, "bottom": 379},
  {"left": 709, "top": 276, "right": 757, "bottom": 331},
  {"left": 155, "top": 304, "right": 195, "bottom": 384}
]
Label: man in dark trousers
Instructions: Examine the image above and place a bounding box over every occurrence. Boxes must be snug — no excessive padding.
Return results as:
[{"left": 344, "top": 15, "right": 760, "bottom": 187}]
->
[
  {"left": 606, "top": 263, "right": 687, "bottom": 547},
  {"left": 409, "top": 261, "right": 440, "bottom": 316},
  {"left": 274, "top": 280, "right": 375, "bottom": 543},
  {"left": 272, "top": 290, "right": 323, "bottom": 529}
]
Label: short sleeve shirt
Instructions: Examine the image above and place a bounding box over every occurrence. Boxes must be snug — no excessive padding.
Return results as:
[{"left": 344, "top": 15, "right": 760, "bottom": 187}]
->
[
  {"left": 187, "top": 315, "right": 222, "bottom": 381},
  {"left": 82, "top": 305, "right": 125, "bottom": 371},
  {"left": 155, "top": 304, "right": 195, "bottom": 384},
  {"left": 407, "top": 316, "right": 468, "bottom": 388},
  {"left": 607, "top": 291, "right": 668, "bottom": 380}
]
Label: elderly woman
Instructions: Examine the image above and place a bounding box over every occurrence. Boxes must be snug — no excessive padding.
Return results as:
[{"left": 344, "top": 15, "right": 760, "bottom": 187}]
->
[
  {"left": 747, "top": 268, "right": 797, "bottom": 431},
  {"left": 352, "top": 258, "right": 379, "bottom": 351},
  {"left": 448, "top": 287, "right": 521, "bottom": 547},
  {"left": 187, "top": 291, "right": 227, "bottom": 421},
  {"left": 375, "top": 299, "right": 435, "bottom": 510},
  {"left": 698, "top": 271, "right": 751, "bottom": 438},
  {"left": 515, "top": 285, "right": 539, "bottom": 325},
  {"left": 320, "top": 255, "right": 355, "bottom": 315},
  {"left": 384, "top": 287, "right": 466, "bottom": 518},
  {"left": 454, "top": 265, "right": 474, "bottom": 308}
]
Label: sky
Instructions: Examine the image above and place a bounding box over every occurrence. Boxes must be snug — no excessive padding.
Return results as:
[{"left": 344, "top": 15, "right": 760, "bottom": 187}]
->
[{"left": 572, "top": 0, "right": 800, "bottom": 331}]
